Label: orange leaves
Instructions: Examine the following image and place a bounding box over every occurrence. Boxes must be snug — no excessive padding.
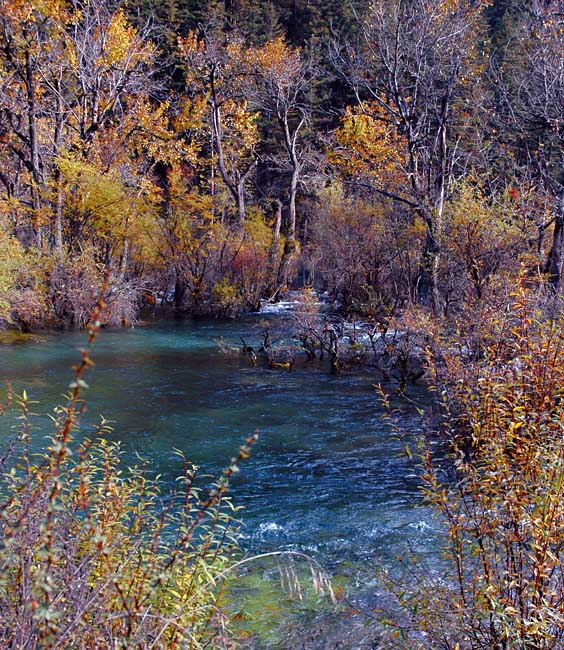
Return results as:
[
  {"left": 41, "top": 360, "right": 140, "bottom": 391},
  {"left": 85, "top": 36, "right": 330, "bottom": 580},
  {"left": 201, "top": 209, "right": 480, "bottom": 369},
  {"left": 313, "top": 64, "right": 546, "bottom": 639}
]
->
[
  {"left": 403, "top": 293, "right": 564, "bottom": 647},
  {"left": 248, "top": 35, "right": 301, "bottom": 80},
  {"left": 177, "top": 30, "right": 201, "bottom": 56},
  {"left": 329, "top": 101, "right": 406, "bottom": 187},
  {"left": 0, "top": 0, "right": 67, "bottom": 23},
  {"left": 179, "top": 29, "right": 244, "bottom": 89},
  {"left": 127, "top": 99, "right": 202, "bottom": 168},
  {"left": 223, "top": 99, "right": 260, "bottom": 152}
]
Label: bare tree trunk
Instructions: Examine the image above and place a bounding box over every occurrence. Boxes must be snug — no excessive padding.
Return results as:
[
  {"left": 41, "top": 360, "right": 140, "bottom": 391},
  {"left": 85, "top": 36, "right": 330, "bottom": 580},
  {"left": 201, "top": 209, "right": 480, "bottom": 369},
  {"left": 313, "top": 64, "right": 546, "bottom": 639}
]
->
[
  {"left": 276, "top": 237, "right": 298, "bottom": 291},
  {"left": 174, "top": 276, "right": 187, "bottom": 312},
  {"left": 210, "top": 78, "right": 251, "bottom": 225},
  {"left": 236, "top": 173, "right": 246, "bottom": 226},
  {"left": 430, "top": 103, "right": 449, "bottom": 315},
  {"left": 281, "top": 113, "right": 303, "bottom": 241},
  {"left": 288, "top": 166, "right": 299, "bottom": 240},
  {"left": 54, "top": 170, "right": 64, "bottom": 253},
  {"left": 545, "top": 202, "right": 564, "bottom": 290},
  {"left": 416, "top": 215, "right": 440, "bottom": 309},
  {"left": 119, "top": 237, "right": 129, "bottom": 282},
  {"left": 53, "top": 78, "right": 64, "bottom": 254},
  {"left": 417, "top": 107, "right": 448, "bottom": 313},
  {"left": 25, "top": 48, "right": 43, "bottom": 248},
  {"left": 267, "top": 199, "right": 283, "bottom": 296}
]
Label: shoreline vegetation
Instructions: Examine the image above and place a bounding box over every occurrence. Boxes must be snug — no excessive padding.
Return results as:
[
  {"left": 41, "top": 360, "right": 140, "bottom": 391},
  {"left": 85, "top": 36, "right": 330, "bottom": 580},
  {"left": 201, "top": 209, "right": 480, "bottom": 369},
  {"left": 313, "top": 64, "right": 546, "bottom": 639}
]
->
[
  {"left": 1, "top": 0, "right": 564, "bottom": 338},
  {"left": 3, "top": 0, "right": 564, "bottom": 647}
]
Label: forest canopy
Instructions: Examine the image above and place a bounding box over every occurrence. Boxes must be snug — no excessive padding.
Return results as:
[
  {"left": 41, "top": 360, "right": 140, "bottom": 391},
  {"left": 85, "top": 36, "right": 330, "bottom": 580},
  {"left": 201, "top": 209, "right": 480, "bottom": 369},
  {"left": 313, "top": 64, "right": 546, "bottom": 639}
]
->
[{"left": 0, "top": 0, "right": 562, "bottom": 329}]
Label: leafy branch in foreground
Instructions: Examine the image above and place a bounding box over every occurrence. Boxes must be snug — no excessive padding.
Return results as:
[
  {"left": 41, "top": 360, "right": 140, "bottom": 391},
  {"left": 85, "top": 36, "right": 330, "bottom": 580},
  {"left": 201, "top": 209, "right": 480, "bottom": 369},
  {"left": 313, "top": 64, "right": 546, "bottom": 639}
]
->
[
  {"left": 0, "top": 290, "right": 259, "bottom": 649},
  {"left": 0, "top": 283, "right": 337, "bottom": 648},
  {"left": 378, "top": 282, "right": 564, "bottom": 649}
]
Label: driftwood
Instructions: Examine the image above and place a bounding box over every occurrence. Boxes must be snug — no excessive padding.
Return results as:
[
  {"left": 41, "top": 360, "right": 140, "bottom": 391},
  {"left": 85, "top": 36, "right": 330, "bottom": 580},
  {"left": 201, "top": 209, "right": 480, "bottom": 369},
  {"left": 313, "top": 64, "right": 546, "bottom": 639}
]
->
[
  {"left": 234, "top": 318, "right": 425, "bottom": 390},
  {"left": 240, "top": 337, "right": 257, "bottom": 365}
]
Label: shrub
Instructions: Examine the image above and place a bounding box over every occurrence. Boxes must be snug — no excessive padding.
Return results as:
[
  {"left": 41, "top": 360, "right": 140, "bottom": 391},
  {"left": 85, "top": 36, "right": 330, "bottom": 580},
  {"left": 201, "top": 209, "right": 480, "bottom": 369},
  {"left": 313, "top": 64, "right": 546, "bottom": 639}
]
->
[
  {"left": 49, "top": 248, "right": 140, "bottom": 328},
  {"left": 0, "top": 230, "right": 48, "bottom": 330},
  {"left": 379, "top": 282, "right": 564, "bottom": 649},
  {"left": 0, "top": 305, "right": 257, "bottom": 649},
  {"left": 211, "top": 279, "right": 243, "bottom": 318}
]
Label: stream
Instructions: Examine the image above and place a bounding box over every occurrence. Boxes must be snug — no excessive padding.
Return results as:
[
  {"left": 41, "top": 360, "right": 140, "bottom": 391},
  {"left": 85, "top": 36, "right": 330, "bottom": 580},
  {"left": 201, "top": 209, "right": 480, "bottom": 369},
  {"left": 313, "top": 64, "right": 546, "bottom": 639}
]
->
[{"left": 0, "top": 312, "right": 439, "bottom": 648}]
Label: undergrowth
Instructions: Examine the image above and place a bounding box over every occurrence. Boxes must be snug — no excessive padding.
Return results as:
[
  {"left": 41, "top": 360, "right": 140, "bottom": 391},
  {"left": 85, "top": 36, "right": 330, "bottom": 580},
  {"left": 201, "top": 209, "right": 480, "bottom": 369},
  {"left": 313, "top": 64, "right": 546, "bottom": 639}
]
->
[
  {"left": 0, "top": 290, "right": 258, "bottom": 649},
  {"left": 0, "top": 284, "right": 336, "bottom": 649},
  {"left": 378, "top": 280, "right": 564, "bottom": 648}
]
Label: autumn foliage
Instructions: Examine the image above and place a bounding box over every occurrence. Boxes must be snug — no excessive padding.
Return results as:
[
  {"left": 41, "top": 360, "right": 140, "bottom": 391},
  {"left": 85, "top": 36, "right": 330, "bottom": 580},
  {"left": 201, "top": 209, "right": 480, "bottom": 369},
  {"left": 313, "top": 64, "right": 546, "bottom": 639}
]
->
[
  {"left": 0, "top": 306, "right": 261, "bottom": 648},
  {"left": 378, "top": 281, "right": 564, "bottom": 648},
  {"left": 1, "top": 0, "right": 564, "bottom": 327}
]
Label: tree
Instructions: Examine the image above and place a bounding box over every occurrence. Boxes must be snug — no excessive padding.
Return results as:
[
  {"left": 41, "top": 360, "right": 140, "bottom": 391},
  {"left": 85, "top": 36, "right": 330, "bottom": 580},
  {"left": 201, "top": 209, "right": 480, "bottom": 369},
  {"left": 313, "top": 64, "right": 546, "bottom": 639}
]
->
[
  {"left": 0, "top": 0, "right": 156, "bottom": 255},
  {"left": 331, "top": 0, "right": 490, "bottom": 312},
  {"left": 180, "top": 26, "right": 259, "bottom": 225},
  {"left": 249, "top": 36, "right": 313, "bottom": 241},
  {"left": 495, "top": 0, "right": 564, "bottom": 290},
  {"left": 0, "top": 0, "right": 71, "bottom": 248}
]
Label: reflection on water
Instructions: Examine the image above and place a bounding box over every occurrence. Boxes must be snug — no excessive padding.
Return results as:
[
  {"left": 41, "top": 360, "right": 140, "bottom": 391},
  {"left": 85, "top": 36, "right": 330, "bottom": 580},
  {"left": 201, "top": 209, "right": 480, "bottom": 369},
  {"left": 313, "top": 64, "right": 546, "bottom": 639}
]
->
[{"left": 0, "top": 316, "right": 439, "bottom": 645}]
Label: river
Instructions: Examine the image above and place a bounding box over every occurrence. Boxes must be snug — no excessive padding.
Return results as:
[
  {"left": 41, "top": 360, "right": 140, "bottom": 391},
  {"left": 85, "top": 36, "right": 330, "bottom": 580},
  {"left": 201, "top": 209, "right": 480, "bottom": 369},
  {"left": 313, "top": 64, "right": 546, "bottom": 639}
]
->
[{"left": 0, "top": 313, "right": 439, "bottom": 648}]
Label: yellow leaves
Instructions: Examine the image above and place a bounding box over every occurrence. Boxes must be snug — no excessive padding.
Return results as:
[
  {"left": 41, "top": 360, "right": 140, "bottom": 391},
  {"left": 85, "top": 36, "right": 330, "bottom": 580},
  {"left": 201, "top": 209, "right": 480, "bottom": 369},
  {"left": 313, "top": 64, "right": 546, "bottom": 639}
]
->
[
  {"left": 436, "top": 0, "right": 483, "bottom": 17},
  {"left": 128, "top": 99, "right": 196, "bottom": 167},
  {"left": 0, "top": 229, "right": 44, "bottom": 324},
  {"left": 95, "top": 8, "right": 154, "bottom": 69},
  {"left": 34, "top": 0, "right": 69, "bottom": 22},
  {"left": 64, "top": 33, "right": 78, "bottom": 69},
  {"left": 175, "top": 94, "right": 208, "bottom": 133},
  {"left": 58, "top": 155, "right": 134, "bottom": 241},
  {"left": 104, "top": 9, "right": 136, "bottom": 65},
  {"left": 329, "top": 101, "right": 406, "bottom": 186},
  {"left": 441, "top": 179, "right": 532, "bottom": 297},
  {"left": 225, "top": 100, "right": 260, "bottom": 151},
  {"left": 0, "top": 0, "right": 71, "bottom": 51},
  {"left": 0, "top": 0, "right": 67, "bottom": 24}
]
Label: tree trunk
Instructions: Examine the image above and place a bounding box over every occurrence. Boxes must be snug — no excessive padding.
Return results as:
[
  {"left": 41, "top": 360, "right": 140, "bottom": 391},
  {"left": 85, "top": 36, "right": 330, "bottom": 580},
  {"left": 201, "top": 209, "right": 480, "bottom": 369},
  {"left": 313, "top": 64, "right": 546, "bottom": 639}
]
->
[
  {"left": 174, "top": 276, "right": 187, "bottom": 312},
  {"left": 54, "top": 169, "right": 64, "bottom": 253},
  {"left": 288, "top": 166, "right": 298, "bottom": 240},
  {"left": 276, "top": 237, "right": 298, "bottom": 291},
  {"left": 267, "top": 199, "right": 283, "bottom": 296},
  {"left": 210, "top": 80, "right": 250, "bottom": 225},
  {"left": 544, "top": 204, "right": 564, "bottom": 290},
  {"left": 416, "top": 214, "right": 440, "bottom": 311},
  {"left": 119, "top": 237, "right": 129, "bottom": 282},
  {"left": 280, "top": 113, "right": 303, "bottom": 241},
  {"left": 416, "top": 111, "right": 448, "bottom": 313},
  {"left": 25, "top": 48, "right": 43, "bottom": 248},
  {"left": 236, "top": 176, "right": 246, "bottom": 226},
  {"left": 53, "top": 77, "right": 65, "bottom": 254}
]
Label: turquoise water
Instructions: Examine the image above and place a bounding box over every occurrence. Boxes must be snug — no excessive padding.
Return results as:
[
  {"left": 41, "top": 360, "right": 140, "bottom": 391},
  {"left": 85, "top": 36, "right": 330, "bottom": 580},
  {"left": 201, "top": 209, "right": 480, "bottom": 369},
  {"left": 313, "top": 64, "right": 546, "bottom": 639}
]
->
[{"left": 0, "top": 316, "right": 438, "bottom": 643}]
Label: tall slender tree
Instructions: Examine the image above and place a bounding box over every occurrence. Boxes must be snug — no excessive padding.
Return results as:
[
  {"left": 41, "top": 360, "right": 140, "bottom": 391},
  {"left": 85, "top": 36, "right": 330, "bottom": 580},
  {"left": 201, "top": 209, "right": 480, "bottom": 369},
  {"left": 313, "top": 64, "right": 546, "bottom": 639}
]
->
[{"left": 331, "top": 0, "right": 490, "bottom": 311}]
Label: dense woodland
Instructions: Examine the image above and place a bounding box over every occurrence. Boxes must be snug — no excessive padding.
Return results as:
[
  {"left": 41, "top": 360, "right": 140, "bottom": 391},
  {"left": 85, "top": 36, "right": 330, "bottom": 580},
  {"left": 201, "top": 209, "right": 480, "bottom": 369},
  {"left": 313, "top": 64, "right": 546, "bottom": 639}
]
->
[{"left": 1, "top": 0, "right": 563, "bottom": 330}]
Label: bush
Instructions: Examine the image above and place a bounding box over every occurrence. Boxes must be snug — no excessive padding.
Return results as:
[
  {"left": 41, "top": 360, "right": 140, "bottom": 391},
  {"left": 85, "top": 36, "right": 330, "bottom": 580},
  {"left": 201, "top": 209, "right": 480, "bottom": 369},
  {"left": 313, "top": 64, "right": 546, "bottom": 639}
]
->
[
  {"left": 0, "top": 230, "right": 48, "bottom": 330},
  {"left": 211, "top": 279, "right": 243, "bottom": 318},
  {"left": 0, "top": 310, "right": 257, "bottom": 649},
  {"left": 49, "top": 248, "right": 140, "bottom": 328},
  {"left": 379, "top": 282, "right": 564, "bottom": 649}
]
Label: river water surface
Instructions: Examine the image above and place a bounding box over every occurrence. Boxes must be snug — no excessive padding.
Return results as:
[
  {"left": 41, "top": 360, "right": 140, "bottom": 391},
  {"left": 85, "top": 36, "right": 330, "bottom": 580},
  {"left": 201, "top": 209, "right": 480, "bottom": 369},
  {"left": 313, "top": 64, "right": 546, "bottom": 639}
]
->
[{"left": 0, "top": 315, "right": 439, "bottom": 647}]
